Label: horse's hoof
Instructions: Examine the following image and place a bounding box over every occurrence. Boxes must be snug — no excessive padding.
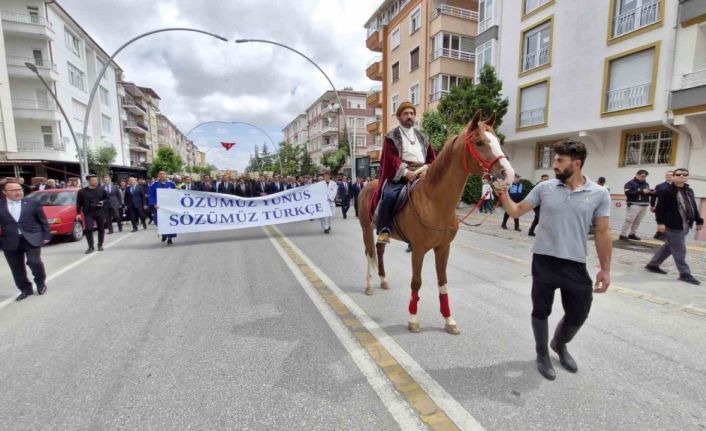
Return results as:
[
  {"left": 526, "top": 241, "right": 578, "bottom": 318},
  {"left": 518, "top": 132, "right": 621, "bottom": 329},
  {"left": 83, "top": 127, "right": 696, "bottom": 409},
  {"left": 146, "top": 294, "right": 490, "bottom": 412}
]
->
[
  {"left": 380, "top": 281, "right": 390, "bottom": 290},
  {"left": 445, "top": 324, "right": 461, "bottom": 335},
  {"left": 364, "top": 286, "right": 373, "bottom": 296},
  {"left": 408, "top": 321, "right": 421, "bottom": 333}
]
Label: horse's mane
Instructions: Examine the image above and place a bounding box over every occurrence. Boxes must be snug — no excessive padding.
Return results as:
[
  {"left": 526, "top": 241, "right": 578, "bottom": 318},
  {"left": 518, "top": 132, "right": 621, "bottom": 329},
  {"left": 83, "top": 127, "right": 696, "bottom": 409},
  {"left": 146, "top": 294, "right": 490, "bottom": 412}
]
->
[{"left": 424, "top": 133, "right": 461, "bottom": 187}]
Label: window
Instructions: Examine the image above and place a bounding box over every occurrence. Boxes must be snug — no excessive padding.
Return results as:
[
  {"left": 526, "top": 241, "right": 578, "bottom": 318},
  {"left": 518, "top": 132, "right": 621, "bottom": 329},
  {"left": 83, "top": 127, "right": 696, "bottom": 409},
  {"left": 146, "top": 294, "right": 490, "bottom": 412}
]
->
[
  {"left": 621, "top": 129, "right": 674, "bottom": 166},
  {"left": 431, "top": 33, "right": 474, "bottom": 61},
  {"left": 347, "top": 97, "right": 365, "bottom": 109},
  {"left": 67, "top": 62, "right": 85, "bottom": 91},
  {"left": 102, "top": 115, "right": 112, "bottom": 134},
  {"left": 347, "top": 117, "right": 366, "bottom": 128},
  {"left": 391, "top": 27, "right": 401, "bottom": 50},
  {"left": 41, "top": 126, "right": 53, "bottom": 147},
  {"left": 475, "top": 41, "right": 494, "bottom": 77},
  {"left": 32, "top": 50, "right": 43, "bottom": 67},
  {"left": 355, "top": 136, "right": 366, "bottom": 147},
  {"left": 410, "top": 7, "right": 422, "bottom": 34},
  {"left": 392, "top": 61, "right": 400, "bottom": 82},
  {"left": 99, "top": 86, "right": 110, "bottom": 106},
  {"left": 524, "top": 0, "right": 551, "bottom": 16},
  {"left": 603, "top": 44, "right": 657, "bottom": 114},
  {"left": 410, "top": 46, "right": 420, "bottom": 71},
  {"left": 64, "top": 27, "right": 81, "bottom": 57},
  {"left": 72, "top": 99, "right": 87, "bottom": 121},
  {"left": 374, "top": 134, "right": 382, "bottom": 148},
  {"left": 611, "top": 0, "right": 661, "bottom": 39},
  {"left": 27, "top": 6, "right": 39, "bottom": 24},
  {"left": 429, "top": 75, "right": 462, "bottom": 102},
  {"left": 96, "top": 59, "right": 107, "bottom": 80},
  {"left": 537, "top": 143, "right": 554, "bottom": 168},
  {"left": 410, "top": 83, "right": 420, "bottom": 105},
  {"left": 521, "top": 19, "right": 552, "bottom": 73},
  {"left": 479, "top": 0, "right": 494, "bottom": 32},
  {"left": 391, "top": 95, "right": 400, "bottom": 115},
  {"left": 518, "top": 79, "right": 549, "bottom": 128}
]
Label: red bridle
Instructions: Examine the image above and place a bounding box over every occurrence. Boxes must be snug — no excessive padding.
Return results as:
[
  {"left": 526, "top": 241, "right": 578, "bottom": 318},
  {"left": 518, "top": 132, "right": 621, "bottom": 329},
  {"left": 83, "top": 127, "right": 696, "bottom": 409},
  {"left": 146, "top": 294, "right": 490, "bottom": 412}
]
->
[{"left": 462, "top": 128, "right": 506, "bottom": 174}]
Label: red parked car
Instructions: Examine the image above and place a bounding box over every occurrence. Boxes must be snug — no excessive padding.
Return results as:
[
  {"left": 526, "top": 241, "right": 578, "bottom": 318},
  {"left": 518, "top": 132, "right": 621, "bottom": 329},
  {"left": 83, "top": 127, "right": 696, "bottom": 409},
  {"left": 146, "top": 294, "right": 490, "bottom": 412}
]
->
[{"left": 25, "top": 188, "right": 85, "bottom": 242}]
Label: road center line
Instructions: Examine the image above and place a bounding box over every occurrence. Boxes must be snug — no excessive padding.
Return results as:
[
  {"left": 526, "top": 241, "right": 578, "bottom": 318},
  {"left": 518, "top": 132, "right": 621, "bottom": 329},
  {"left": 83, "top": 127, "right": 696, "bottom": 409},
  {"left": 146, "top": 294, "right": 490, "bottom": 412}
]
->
[{"left": 265, "top": 225, "right": 485, "bottom": 431}]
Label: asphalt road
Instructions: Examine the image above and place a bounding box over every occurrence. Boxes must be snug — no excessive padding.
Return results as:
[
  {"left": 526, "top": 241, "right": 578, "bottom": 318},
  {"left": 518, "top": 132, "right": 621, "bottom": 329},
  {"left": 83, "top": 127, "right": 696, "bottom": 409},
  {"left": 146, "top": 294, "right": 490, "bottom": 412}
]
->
[{"left": 0, "top": 215, "right": 704, "bottom": 430}]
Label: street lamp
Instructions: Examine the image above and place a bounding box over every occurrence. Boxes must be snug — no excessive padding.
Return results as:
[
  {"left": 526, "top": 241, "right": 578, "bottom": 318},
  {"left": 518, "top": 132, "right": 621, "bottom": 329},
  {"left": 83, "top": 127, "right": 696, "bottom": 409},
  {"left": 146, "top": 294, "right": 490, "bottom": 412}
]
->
[
  {"left": 234, "top": 38, "right": 358, "bottom": 185},
  {"left": 185, "top": 120, "right": 283, "bottom": 174},
  {"left": 81, "top": 28, "right": 228, "bottom": 181},
  {"left": 24, "top": 62, "right": 85, "bottom": 180}
]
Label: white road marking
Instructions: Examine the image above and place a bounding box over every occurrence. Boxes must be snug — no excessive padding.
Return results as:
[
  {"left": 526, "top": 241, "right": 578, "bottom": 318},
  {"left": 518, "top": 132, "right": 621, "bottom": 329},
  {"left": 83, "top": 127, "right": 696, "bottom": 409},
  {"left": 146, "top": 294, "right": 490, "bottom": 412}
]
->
[
  {"left": 0, "top": 232, "right": 136, "bottom": 312},
  {"left": 265, "top": 227, "right": 427, "bottom": 431},
  {"left": 268, "top": 225, "right": 486, "bottom": 431}
]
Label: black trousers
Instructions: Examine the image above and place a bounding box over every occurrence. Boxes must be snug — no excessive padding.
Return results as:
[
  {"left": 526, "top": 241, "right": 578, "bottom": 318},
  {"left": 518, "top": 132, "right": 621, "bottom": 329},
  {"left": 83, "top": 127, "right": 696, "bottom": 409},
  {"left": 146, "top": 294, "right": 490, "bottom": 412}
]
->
[
  {"left": 128, "top": 206, "right": 146, "bottom": 228},
  {"left": 529, "top": 206, "right": 540, "bottom": 233},
  {"left": 84, "top": 212, "right": 105, "bottom": 247},
  {"left": 531, "top": 254, "right": 593, "bottom": 327},
  {"left": 353, "top": 195, "right": 359, "bottom": 217},
  {"left": 3, "top": 237, "right": 46, "bottom": 294},
  {"left": 341, "top": 198, "right": 350, "bottom": 218},
  {"left": 502, "top": 212, "right": 520, "bottom": 229},
  {"left": 104, "top": 206, "right": 122, "bottom": 232},
  {"left": 377, "top": 181, "right": 406, "bottom": 234}
]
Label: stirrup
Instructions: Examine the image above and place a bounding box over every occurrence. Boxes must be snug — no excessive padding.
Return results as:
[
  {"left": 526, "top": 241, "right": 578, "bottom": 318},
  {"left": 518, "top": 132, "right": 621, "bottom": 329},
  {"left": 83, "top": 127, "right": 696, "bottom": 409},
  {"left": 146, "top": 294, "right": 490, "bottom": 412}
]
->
[{"left": 377, "top": 232, "right": 390, "bottom": 244}]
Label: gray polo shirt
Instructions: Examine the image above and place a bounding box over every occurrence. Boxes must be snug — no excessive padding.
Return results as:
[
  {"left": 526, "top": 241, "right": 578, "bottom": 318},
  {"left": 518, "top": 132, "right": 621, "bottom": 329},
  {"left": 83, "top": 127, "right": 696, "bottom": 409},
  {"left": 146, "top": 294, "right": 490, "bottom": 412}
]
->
[{"left": 525, "top": 177, "right": 611, "bottom": 263}]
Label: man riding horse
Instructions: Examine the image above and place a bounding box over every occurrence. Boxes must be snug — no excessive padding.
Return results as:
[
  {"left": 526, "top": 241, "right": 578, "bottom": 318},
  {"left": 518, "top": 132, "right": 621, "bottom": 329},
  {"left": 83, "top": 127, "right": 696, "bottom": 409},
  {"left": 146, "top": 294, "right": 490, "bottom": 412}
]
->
[{"left": 373, "top": 101, "right": 436, "bottom": 244}]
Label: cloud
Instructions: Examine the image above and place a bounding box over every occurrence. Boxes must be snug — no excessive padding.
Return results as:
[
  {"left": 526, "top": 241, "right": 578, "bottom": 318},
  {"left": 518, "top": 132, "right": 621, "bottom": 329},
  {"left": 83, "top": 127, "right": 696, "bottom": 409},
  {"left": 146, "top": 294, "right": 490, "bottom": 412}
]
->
[{"left": 60, "top": 0, "right": 381, "bottom": 169}]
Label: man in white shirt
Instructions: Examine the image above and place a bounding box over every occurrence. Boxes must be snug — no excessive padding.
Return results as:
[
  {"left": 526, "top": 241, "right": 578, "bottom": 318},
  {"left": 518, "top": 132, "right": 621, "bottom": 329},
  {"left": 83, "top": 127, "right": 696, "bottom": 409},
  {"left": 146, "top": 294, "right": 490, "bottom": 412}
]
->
[{"left": 321, "top": 171, "right": 338, "bottom": 234}]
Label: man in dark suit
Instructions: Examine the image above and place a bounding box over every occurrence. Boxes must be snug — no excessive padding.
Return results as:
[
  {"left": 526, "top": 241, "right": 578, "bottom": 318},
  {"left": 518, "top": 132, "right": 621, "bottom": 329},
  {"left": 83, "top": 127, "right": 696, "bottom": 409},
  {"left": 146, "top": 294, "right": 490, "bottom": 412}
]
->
[
  {"left": 269, "top": 175, "right": 284, "bottom": 194},
  {"left": 351, "top": 177, "right": 365, "bottom": 218},
  {"left": 0, "top": 180, "right": 51, "bottom": 301},
  {"left": 199, "top": 175, "right": 216, "bottom": 193},
  {"left": 182, "top": 176, "right": 197, "bottom": 191},
  {"left": 125, "top": 177, "right": 148, "bottom": 232},
  {"left": 102, "top": 175, "right": 123, "bottom": 234},
  {"left": 338, "top": 175, "right": 352, "bottom": 219},
  {"left": 235, "top": 178, "right": 250, "bottom": 197},
  {"left": 256, "top": 176, "right": 269, "bottom": 196},
  {"left": 77, "top": 175, "right": 109, "bottom": 253},
  {"left": 218, "top": 175, "right": 236, "bottom": 195}
]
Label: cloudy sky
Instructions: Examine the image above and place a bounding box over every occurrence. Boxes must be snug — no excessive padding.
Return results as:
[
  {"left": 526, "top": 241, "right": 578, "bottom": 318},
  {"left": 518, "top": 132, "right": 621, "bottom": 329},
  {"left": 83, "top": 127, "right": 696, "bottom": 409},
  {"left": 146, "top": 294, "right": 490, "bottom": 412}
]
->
[{"left": 61, "top": 0, "right": 381, "bottom": 171}]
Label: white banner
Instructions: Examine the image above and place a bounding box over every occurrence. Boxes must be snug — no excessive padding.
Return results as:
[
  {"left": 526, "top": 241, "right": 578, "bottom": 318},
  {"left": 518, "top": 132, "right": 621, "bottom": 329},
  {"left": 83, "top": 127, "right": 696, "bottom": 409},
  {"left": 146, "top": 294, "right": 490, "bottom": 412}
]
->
[{"left": 156, "top": 182, "right": 332, "bottom": 235}]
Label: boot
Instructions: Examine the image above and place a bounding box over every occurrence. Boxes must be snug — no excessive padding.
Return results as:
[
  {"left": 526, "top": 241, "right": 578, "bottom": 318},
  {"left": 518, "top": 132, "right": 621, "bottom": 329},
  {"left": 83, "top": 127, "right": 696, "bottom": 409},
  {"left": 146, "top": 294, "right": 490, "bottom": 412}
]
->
[
  {"left": 532, "top": 317, "right": 556, "bottom": 380},
  {"left": 550, "top": 318, "right": 580, "bottom": 373}
]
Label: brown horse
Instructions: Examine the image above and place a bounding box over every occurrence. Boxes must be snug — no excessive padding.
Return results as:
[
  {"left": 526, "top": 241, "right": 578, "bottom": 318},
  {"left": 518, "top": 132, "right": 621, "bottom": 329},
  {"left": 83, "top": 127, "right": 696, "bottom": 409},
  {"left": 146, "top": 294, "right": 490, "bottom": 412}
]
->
[{"left": 358, "top": 110, "right": 515, "bottom": 334}]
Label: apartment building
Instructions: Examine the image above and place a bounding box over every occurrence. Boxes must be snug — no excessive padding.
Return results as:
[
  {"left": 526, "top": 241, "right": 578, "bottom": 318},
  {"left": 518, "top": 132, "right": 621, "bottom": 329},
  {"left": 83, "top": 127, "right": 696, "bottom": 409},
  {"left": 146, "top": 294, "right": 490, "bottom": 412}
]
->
[
  {"left": 282, "top": 113, "right": 308, "bottom": 147},
  {"left": 0, "top": 0, "right": 133, "bottom": 179},
  {"left": 118, "top": 80, "right": 151, "bottom": 168},
  {"left": 157, "top": 113, "right": 189, "bottom": 165},
  {"left": 364, "top": 0, "right": 479, "bottom": 146},
  {"left": 304, "top": 89, "right": 377, "bottom": 177}
]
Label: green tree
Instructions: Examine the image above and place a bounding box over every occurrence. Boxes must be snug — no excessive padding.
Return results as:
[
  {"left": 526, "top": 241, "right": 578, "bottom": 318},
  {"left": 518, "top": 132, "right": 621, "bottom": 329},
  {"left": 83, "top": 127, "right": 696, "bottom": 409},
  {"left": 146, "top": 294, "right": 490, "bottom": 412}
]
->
[
  {"left": 260, "top": 143, "right": 273, "bottom": 172},
  {"left": 299, "top": 146, "right": 317, "bottom": 176},
  {"left": 148, "top": 147, "right": 183, "bottom": 178},
  {"left": 87, "top": 146, "right": 117, "bottom": 178},
  {"left": 421, "top": 111, "right": 463, "bottom": 153},
  {"left": 322, "top": 134, "right": 350, "bottom": 174},
  {"left": 273, "top": 141, "right": 301, "bottom": 176}
]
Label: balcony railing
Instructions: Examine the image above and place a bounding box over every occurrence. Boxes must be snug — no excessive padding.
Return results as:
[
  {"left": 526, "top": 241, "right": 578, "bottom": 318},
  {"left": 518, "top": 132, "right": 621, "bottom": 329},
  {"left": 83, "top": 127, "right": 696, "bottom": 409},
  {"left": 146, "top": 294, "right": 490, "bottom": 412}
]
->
[
  {"left": 519, "top": 107, "right": 546, "bottom": 128},
  {"left": 431, "top": 48, "right": 475, "bottom": 62},
  {"left": 122, "top": 96, "right": 147, "bottom": 112},
  {"left": 606, "top": 83, "right": 651, "bottom": 112},
  {"left": 366, "top": 115, "right": 382, "bottom": 126},
  {"left": 6, "top": 55, "right": 57, "bottom": 71},
  {"left": 130, "top": 137, "right": 149, "bottom": 148},
  {"left": 366, "top": 56, "right": 382, "bottom": 68},
  {"left": 126, "top": 120, "right": 149, "bottom": 132},
  {"left": 321, "top": 124, "right": 339, "bottom": 134},
  {"left": 682, "top": 69, "right": 706, "bottom": 90},
  {"left": 12, "top": 98, "right": 57, "bottom": 110},
  {"left": 613, "top": 0, "right": 660, "bottom": 38},
  {"left": 1, "top": 11, "right": 53, "bottom": 28},
  {"left": 430, "top": 5, "right": 479, "bottom": 21},
  {"left": 522, "top": 46, "right": 550, "bottom": 71},
  {"left": 479, "top": 17, "right": 493, "bottom": 33},
  {"left": 17, "top": 141, "right": 65, "bottom": 152},
  {"left": 429, "top": 90, "right": 449, "bottom": 103}
]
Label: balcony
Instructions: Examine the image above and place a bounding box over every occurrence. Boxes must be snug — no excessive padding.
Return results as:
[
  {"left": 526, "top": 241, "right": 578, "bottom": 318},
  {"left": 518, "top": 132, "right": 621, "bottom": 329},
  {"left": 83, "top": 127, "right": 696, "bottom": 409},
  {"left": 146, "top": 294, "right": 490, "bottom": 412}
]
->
[
  {"left": 5, "top": 55, "right": 59, "bottom": 81},
  {"left": 519, "top": 107, "right": 547, "bottom": 128},
  {"left": 366, "top": 28, "right": 383, "bottom": 52},
  {"left": 671, "top": 70, "right": 706, "bottom": 113},
  {"left": 605, "top": 83, "right": 651, "bottom": 113},
  {"left": 122, "top": 96, "right": 147, "bottom": 115},
  {"left": 682, "top": 69, "right": 706, "bottom": 90},
  {"left": 431, "top": 4, "right": 478, "bottom": 21},
  {"left": 321, "top": 124, "right": 339, "bottom": 136},
  {"left": 125, "top": 120, "right": 149, "bottom": 135},
  {"left": 322, "top": 144, "right": 338, "bottom": 154},
  {"left": 430, "top": 5, "right": 479, "bottom": 37},
  {"left": 366, "top": 56, "right": 383, "bottom": 81},
  {"left": 612, "top": 0, "right": 660, "bottom": 39},
  {"left": 17, "top": 141, "right": 65, "bottom": 152},
  {"left": 12, "top": 98, "right": 60, "bottom": 121},
  {"left": 1, "top": 11, "right": 54, "bottom": 40},
  {"left": 321, "top": 103, "right": 339, "bottom": 117},
  {"left": 522, "top": 47, "right": 550, "bottom": 72},
  {"left": 431, "top": 48, "right": 475, "bottom": 63},
  {"left": 366, "top": 116, "right": 381, "bottom": 134},
  {"left": 367, "top": 87, "right": 382, "bottom": 108},
  {"left": 429, "top": 90, "right": 449, "bottom": 103}
]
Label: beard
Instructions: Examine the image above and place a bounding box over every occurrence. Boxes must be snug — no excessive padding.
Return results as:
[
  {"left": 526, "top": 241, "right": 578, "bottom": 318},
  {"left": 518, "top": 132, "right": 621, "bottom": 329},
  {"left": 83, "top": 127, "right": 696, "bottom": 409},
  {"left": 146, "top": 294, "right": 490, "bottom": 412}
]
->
[
  {"left": 401, "top": 119, "right": 414, "bottom": 128},
  {"left": 554, "top": 167, "right": 574, "bottom": 182}
]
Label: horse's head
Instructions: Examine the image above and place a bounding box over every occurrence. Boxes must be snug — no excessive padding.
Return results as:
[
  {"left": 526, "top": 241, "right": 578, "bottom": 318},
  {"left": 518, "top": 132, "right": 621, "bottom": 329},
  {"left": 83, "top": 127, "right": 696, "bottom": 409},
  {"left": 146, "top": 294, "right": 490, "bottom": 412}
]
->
[{"left": 462, "top": 110, "right": 515, "bottom": 187}]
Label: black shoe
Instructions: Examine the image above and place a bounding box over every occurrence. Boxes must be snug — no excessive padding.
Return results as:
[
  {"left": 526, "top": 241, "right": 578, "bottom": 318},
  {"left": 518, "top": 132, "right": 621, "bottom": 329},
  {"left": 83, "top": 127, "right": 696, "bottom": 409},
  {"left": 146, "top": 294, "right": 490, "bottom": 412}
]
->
[
  {"left": 167, "top": 239, "right": 173, "bottom": 245},
  {"left": 107, "top": 231, "right": 114, "bottom": 235},
  {"left": 528, "top": 232, "right": 536, "bottom": 237},
  {"left": 645, "top": 264, "right": 667, "bottom": 275},
  {"left": 324, "top": 228, "right": 330, "bottom": 234},
  {"left": 514, "top": 227, "right": 522, "bottom": 232},
  {"left": 162, "top": 236, "right": 167, "bottom": 243},
  {"left": 343, "top": 215, "right": 347, "bottom": 219},
  {"left": 406, "top": 244, "right": 412, "bottom": 253},
  {"left": 619, "top": 235, "right": 630, "bottom": 241},
  {"left": 16, "top": 292, "right": 33, "bottom": 301},
  {"left": 532, "top": 317, "right": 556, "bottom": 381},
  {"left": 501, "top": 225, "right": 508, "bottom": 230},
  {"left": 550, "top": 318, "right": 580, "bottom": 373},
  {"left": 97, "top": 245, "right": 104, "bottom": 251},
  {"left": 143, "top": 223, "right": 147, "bottom": 230},
  {"left": 37, "top": 285, "right": 47, "bottom": 295},
  {"left": 628, "top": 234, "right": 641, "bottom": 240},
  {"left": 85, "top": 247, "right": 95, "bottom": 254},
  {"left": 132, "top": 228, "right": 138, "bottom": 233},
  {"left": 679, "top": 274, "right": 701, "bottom": 285},
  {"left": 118, "top": 227, "right": 123, "bottom": 232},
  {"left": 653, "top": 232, "right": 665, "bottom": 240}
]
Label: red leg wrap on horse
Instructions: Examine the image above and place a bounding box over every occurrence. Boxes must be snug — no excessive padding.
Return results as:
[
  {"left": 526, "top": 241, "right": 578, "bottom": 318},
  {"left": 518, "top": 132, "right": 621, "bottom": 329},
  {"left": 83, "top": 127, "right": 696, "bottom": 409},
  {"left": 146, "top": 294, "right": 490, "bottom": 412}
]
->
[
  {"left": 439, "top": 293, "right": 451, "bottom": 318},
  {"left": 408, "top": 292, "right": 419, "bottom": 315}
]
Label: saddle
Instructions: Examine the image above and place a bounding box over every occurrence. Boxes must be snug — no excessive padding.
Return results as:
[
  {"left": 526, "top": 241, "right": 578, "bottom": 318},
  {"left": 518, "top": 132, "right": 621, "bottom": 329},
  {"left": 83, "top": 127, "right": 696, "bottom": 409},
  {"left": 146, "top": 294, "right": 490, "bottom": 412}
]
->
[{"left": 372, "top": 178, "right": 420, "bottom": 226}]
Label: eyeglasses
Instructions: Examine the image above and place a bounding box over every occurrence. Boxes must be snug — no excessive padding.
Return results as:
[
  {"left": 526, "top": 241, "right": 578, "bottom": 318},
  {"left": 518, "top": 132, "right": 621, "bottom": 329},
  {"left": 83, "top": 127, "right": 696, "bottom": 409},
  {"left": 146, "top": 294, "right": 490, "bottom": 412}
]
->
[{"left": 673, "top": 173, "right": 689, "bottom": 177}]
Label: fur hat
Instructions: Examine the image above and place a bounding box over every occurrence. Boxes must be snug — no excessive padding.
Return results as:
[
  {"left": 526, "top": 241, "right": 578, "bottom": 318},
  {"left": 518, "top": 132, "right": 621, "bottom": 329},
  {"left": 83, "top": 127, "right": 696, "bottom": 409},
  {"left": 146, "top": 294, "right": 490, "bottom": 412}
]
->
[{"left": 395, "top": 101, "right": 416, "bottom": 117}]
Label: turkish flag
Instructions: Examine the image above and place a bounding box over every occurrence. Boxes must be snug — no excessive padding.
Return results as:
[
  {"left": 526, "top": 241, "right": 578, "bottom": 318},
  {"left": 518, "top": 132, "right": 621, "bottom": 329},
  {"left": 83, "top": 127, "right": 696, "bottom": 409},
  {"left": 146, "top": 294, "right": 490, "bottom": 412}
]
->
[{"left": 221, "top": 142, "right": 236, "bottom": 151}]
